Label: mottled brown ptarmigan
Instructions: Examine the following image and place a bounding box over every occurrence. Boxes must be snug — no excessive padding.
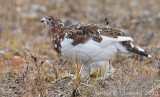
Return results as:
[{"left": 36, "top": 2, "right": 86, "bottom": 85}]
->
[{"left": 40, "top": 16, "right": 152, "bottom": 79}]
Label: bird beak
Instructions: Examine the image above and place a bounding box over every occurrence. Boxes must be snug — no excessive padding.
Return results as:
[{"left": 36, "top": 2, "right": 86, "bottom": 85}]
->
[{"left": 40, "top": 18, "right": 46, "bottom": 23}]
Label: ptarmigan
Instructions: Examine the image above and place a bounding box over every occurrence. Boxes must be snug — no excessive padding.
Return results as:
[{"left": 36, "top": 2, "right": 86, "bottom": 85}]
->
[{"left": 40, "top": 16, "right": 152, "bottom": 79}]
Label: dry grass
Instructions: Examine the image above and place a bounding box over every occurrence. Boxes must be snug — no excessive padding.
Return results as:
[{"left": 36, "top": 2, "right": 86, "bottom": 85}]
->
[{"left": 0, "top": 0, "right": 160, "bottom": 97}]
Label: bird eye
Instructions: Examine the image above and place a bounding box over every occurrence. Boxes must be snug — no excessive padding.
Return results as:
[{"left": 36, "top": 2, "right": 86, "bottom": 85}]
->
[{"left": 48, "top": 18, "right": 51, "bottom": 21}]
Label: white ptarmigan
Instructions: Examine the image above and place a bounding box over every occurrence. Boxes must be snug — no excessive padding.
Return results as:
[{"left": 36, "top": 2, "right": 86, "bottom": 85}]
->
[{"left": 40, "top": 16, "right": 152, "bottom": 79}]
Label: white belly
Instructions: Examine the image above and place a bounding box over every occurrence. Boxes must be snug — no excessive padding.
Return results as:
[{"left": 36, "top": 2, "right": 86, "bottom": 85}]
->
[{"left": 60, "top": 37, "right": 122, "bottom": 64}]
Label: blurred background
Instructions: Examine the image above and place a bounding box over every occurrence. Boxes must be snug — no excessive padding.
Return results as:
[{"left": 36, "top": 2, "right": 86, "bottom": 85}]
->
[{"left": 0, "top": 0, "right": 160, "bottom": 97}]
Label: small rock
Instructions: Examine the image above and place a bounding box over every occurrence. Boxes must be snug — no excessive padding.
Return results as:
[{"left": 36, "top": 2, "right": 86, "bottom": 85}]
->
[
  {"left": 143, "top": 10, "right": 151, "bottom": 17},
  {"left": 50, "top": 0, "right": 65, "bottom": 4},
  {"left": 9, "top": 56, "right": 23, "bottom": 69}
]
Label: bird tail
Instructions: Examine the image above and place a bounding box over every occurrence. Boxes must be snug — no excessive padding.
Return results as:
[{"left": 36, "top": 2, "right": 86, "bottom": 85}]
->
[{"left": 130, "top": 44, "right": 152, "bottom": 58}]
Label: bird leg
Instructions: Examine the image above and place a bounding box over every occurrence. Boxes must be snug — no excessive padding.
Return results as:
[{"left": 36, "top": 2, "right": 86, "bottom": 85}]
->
[
  {"left": 91, "top": 61, "right": 115, "bottom": 79},
  {"left": 80, "top": 65, "right": 90, "bottom": 79}
]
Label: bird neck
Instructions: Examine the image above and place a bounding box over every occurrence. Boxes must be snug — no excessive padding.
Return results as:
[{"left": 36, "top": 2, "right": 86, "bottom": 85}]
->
[
  {"left": 49, "top": 23, "right": 66, "bottom": 54},
  {"left": 49, "top": 22, "right": 65, "bottom": 36}
]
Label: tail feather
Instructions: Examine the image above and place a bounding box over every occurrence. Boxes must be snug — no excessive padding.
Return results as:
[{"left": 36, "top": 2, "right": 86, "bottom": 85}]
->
[
  {"left": 130, "top": 47, "right": 152, "bottom": 57},
  {"left": 129, "top": 43, "right": 152, "bottom": 57},
  {"left": 122, "top": 42, "right": 152, "bottom": 57}
]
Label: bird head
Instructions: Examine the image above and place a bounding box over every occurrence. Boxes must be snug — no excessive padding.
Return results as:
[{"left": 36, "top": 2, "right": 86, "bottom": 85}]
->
[{"left": 40, "top": 16, "right": 64, "bottom": 29}]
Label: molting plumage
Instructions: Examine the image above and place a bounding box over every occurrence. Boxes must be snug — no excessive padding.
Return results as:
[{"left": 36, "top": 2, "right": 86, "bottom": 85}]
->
[{"left": 40, "top": 16, "right": 152, "bottom": 79}]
